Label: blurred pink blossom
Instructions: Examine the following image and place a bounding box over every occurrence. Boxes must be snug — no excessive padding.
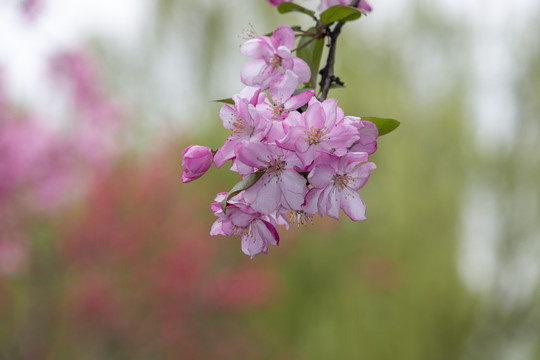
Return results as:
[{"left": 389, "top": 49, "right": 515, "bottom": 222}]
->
[
  {"left": 0, "top": 49, "right": 125, "bottom": 275},
  {"left": 20, "top": 0, "right": 45, "bottom": 21},
  {"left": 0, "top": 210, "right": 27, "bottom": 276},
  {"left": 50, "top": 50, "right": 122, "bottom": 127}
]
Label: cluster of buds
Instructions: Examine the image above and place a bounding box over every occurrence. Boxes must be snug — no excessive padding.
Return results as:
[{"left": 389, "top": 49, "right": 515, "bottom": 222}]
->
[{"left": 182, "top": 1, "right": 398, "bottom": 258}]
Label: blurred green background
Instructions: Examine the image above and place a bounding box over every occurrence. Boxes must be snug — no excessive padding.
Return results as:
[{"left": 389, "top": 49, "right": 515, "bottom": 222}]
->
[{"left": 1, "top": 0, "right": 539, "bottom": 359}]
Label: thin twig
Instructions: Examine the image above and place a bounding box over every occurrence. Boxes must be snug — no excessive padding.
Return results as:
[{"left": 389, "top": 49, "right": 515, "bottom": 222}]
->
[
  {"left": 292, "top": 25, "right": 324, "bottom": 53},
  {"left": 318, "top": 0, "right": 361, "bottom": 101}
]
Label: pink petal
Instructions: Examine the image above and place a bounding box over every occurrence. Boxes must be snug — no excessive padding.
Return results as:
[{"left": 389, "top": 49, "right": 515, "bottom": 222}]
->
[
  {"left": 276, "top": 46, "right": 292, "bottom": 59},
  {"left": 241, "top": 59, "right": 268, "bottom": 86},
  {"left": 276, "top": 126, "right": 308, "bottom": 153},
  {"left": 298, "top": 147, "right": 316, "bottom": 168},
  {"left": 279, "top": 170, "right": 307, "bottom": 210},
  {"left": 242, "top": 229, "right": 267, "bottom": 258},
  {"left": 359, "top": 120, "right": 379, "bottom": 137},
  {"left": 340, "top": 189, "right": 366, "bottom": 221},
  {"left": 235, "top": 142, "right": 271, "bottom": 168},
  {"left": 349, "top": 141, "right": 377, "bottom": 155},
  {"left": 236, "top": 100, "right": 252, "bottom": 124},
  {"left": 261, "top": 220, "right": 280, "bottom": 246},
  {"left": 236, "top": 86, "right": 262, "bottom": 106},
  {"left": 303, "top": 187, "right": 323, "bottom": 215},
  {"left": 326, "top": 188, "right": 341, "bottom": 220},
  {"left": 339, "top": 152, "right": 369, "bottom": 174},
  {"left": 289, "top": 57, "right": 311, "bottom": 83},
  {"left": 272, "top": 25, "right": 296, "bottom": 50},
  {"left": 304, "top": 100, "right": 326, "bottom": 129},
  {"left": 307, "top": 164, "right": 334, "bottom": 188},
  {"left": 284, "top": 89, "right": 315, "bottom": 111},
  {"left": 316, "top": 186, "right": 332, "bottom": 217},
  {"left": 348, "top": 162, "right": 376, "bottom": 190},
  {"left": 231, "top": 211, "right": 256, "bottom": 228},
  {"left": 213, "top": 139, "right": 236, "bottom": 168},
  {"left": 323, "top": 123, "right": 360, "bottom": 155},
  {"left": 211, "top": 219, "right": 232, "bottom": 236},
  {"left": 230, "top": 158, "right": 256, "bottom": 177},
  {"left": 321, "top": 98, "right": 339, "bottom": 128},
  {"left": 244, "top": 176, "right": 281, "bottom": 213},
  {"left": 241, "top": 38, "right": 273, "bottom": 58},
  {"left": 270, "top": 70, "right": 299, "bottom": 104},
  {"left": 219, "top": 104, "right": 238, "bottom": 131}
]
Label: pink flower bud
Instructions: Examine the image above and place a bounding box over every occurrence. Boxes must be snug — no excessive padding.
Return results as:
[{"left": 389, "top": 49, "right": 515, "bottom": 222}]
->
[{"left": 181, "top": 145, "right": 213, "bottom": 183}]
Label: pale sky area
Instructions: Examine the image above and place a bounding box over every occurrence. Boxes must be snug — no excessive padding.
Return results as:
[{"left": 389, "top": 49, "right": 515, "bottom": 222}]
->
[{"left": 0, "top": 0, "right": 148, "bottom": 105}]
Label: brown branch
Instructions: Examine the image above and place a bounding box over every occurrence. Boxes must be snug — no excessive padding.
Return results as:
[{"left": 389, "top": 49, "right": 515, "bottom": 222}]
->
[{"left": 318, "top": 0, "right": 361, "bottom": 101}]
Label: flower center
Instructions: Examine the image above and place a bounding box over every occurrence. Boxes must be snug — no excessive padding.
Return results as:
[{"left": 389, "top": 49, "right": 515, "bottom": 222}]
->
[
  {"left": 270, "top": 103, "right": 286, "bottom": 120},
  {"left": 232, "top": 224, "right": 248, "bottom": 237},
  {"left": 269, "top": 54, "right": 282, "bottom": 69},
  {"left": 265, "top": 156, "right": 286, "bottom": 175},
  {"left": 304, "top": 126, "right": 326, "bottom": 145},
  {"left": 231, "top": 116, "right": 254, "bottom": 138},
  {"left": 333, "top": 173, "right": 352, "bottom": 191}
]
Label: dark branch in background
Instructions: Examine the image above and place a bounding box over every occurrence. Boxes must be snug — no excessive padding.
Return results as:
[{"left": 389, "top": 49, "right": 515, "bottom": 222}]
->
[{"left": 319, "top": 0, "right": 360, "bottom": 101}]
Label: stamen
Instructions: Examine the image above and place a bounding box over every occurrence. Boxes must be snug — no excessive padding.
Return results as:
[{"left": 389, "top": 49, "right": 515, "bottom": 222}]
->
[
  {"left": 238, "top": 23, "right": 258, "bottom": 41},
  {"left": 269, "top": 54, "right": 282, "bottom": 69},
  {"left": 231, "top": 115, "right": 254, "bottom": 138},
  {"left": 332, "top": 173, "right": 358, "bottom": 192},
  {"left": 262, "top": 155, "right": 287, "bottom": 183},
  {"left": 287, "top": 210, "right": 313, "bottom": 227},
  {"left": 304, "top": 126, "right": 326, "bottom": 145},
  {"left": 231, "top": 224, "right": 249, "bottom": 237},
  {"left": 270, "top": 103, "right": 286, "bottom": 120}
]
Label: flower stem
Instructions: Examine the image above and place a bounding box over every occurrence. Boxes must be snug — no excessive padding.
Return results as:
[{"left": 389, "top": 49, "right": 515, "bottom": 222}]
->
[{"left": 318, "top": 0, "right": 361, "bottom": 101}]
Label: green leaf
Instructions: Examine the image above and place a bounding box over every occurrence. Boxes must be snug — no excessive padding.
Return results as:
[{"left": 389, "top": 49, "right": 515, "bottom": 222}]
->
[
  {"left": 221, "top": 170, "right": 266, "bottom": 213},
  {"left": 320, "top": 5, "right": 362, "bottom": 25},
  {"left": 361, "top": 117, "right": 400, "bottom": 136},
  {"left": 296, "top": 27, "right": 324, "bottom": 88},
  {"left": 277, "top": 3, "right": 316, "bottom": 18},
  {"left": 211, "top": 98, "right": 234, "bottom": 105}
]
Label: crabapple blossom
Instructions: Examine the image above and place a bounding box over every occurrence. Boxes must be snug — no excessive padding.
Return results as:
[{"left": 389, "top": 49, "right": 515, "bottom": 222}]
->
[
  {"left": 213, "top": 92, "right": 271, "bottom": 169},
  {"left": 210, "top": 193, "right": 282, "bottom": 258},
  {"left": 257, "top": 70, "right": 315, "bottom": 122},
  {"left": 277, "top": 97, "right": 360, "bottom": 167},
  {"left": 304, "top": 152, "right": 376, "bottom": 220},
  {"left": 345, "top": 116, "right": 379, "bottom": 155},
  {"left": 235, "top": 142, "right": 308, "bottom": 213},
  {"left": 181, "top": 145, "right": 214, "bottom": 183},
  {"left": 240, "top": 25, "right": 310, "bottom": 90}
]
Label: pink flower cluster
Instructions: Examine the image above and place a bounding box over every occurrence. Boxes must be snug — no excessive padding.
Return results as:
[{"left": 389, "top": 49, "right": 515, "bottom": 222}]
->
[{"left": 181, "top": 25, "right": 378, "bottom": 258}]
